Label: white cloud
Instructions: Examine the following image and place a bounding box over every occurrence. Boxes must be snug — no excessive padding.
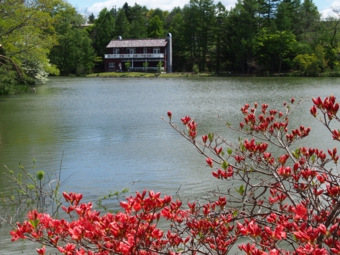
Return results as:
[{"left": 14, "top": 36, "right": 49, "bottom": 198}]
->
[
  {"left": 319, "top": 0, "right": 340, "bottom": 18},
  {"left": 87, "top": 0, "right": 238, "bottom": 16}
]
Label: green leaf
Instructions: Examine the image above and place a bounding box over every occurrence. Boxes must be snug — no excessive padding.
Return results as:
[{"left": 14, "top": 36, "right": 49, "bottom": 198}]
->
[
  {"left": 29, "top": 219, "right": 40, "bottom": 229},
  {"left": 232, "top": 210, "right": 239, "bottom": 217},
  {"left": 235, "top": 184, "right": 245, "bottom": 195},
  {"left": 311, "top": 155, "right": 315, "bottom": 163},
  {"left": 221, "top": 161, "right": 228, "bottom": 170},
  {"left": 27, "top": 184, "right": 35, "bottom": 190},
  {"left": 208, "top": 133, "right": 214, "bottom": 142},
  {"left": 36, "top": 171, "right": 45, "bottom": 181},
  {"left": 227, "top": 148, "right": 233, "bottom": 155}
]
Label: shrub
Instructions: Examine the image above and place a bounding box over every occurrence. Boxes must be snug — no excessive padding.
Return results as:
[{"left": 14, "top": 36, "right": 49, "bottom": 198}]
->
[
  {"left": 8, "top": 95, "right": 340, "bottom": 255},
  {"left": 192, "top": 64, "right": 199, "bottom": 74}
]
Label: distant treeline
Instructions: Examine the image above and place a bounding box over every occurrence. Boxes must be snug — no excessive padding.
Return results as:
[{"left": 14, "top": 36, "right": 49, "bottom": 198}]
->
[{"left": 0, "top": 0, "right": 338, "bottom": 90}]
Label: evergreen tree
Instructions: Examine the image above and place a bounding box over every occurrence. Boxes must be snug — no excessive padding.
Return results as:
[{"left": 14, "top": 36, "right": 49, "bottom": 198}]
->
[
  {"left": 182, "top": 0, "right": 216, "bottom": 72},
  {"left": 49, "top": 3, "right": 95, "bottom": 75},
  {"left": 296, "top": 0, "right": 320, "bottom": 44},
  {"left": 88, "top": 13, "right": 95, "bottom": 24},
  {"left": 224, "top": 0, "right": 260, "bottom": 73},
  {"left": 169, "top": 11, "right": 188, "bottom": 71},
  {"left": 115, "top": 9, "right": 130, "bottom": 39},
  {"left": 255, "top": 28, "right": 297, "bottom": 73},
  {"left": 258, "top": 0, "right": 281, "bottom": 28},
  {"left": 275, "top": 0, "right": 300, "bottom": 32},
  {"left": 147, "top": 15, "right": 165, "bottom": 38},
  {"left": 130, "top": 19, "right": 147, "bottom": 38},
  {"left": 93, "top": 8, "right": 115, "bottom": 57}
]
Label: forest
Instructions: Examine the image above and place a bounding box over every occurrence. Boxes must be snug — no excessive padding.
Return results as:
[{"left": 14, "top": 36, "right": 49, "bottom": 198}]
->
[{"left": 0, "top": 0, "right": 338, "bottom": 90}]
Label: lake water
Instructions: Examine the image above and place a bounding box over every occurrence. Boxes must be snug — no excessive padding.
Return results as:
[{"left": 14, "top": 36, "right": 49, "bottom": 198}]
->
[{"left": 0, "top": 76, "right": 339, "bottom": 254}]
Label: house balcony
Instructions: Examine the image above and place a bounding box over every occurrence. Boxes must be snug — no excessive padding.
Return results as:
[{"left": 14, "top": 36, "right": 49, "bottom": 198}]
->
[{"left": 104, "top": 53, "right": 164, "bottom": 59}]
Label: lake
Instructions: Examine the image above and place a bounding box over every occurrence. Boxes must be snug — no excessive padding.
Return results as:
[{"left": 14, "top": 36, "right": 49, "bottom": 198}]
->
[{"left": 0, "top": 76, "right": 339, "bottom": 254}]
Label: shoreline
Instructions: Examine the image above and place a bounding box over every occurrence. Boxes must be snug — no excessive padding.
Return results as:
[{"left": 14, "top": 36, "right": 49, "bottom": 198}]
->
[{"left": 86, "top": 71, "right": 340, "bottom": 78}]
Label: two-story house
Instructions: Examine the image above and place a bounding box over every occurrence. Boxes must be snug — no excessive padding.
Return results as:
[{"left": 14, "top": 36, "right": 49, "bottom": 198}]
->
[{"left": 104, "top": 33, "right": 172, "bottom": 73}]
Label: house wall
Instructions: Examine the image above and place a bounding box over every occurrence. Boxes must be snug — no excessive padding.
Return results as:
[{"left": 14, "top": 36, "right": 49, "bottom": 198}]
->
[{"left": 105, "top": 46, "right": 167, "bottom": 72}]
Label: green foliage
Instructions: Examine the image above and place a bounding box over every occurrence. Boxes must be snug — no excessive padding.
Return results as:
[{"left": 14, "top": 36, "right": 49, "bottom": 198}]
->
[
  {"left": 88, "top": 13, "right": 95, "bottom": 24},
  {"left": 0, "top": 0, "right": 60, "bottom": 84},
  {"left": 130, "top": 18, "right": 147, "bottom": 39},
  {"left": 255, "top": 29, "right": 297, "bottom": 73},
  {"left": 235, "top": 184, "right": 245, "bottom": 195},
  {"left": 93, "top": 8, "right": 115, "bottom": 58},
  {"left": 192, "top": 64, "right": 199, "bottom": 74},
  {"left": 324, "top": 46, "right": 340, "bottom": 69},
  {"left": 143, "top": 61, "right": 149, "bottom": 73},
  {"left": 147, "top": 15, "right": 164, "bottom": 38},
  {"left": 0, "top": 0, "right": 335, "bottom": 81},
  {"left": 157, "top": 61, "right": 163, "bottom": 73},
  {"left": 49, "top": 4, "right": 95, "bottom": 76},
  {"left": 293, "top": 44, "right": 326, "bottom": 76},
  {"left": 115, "top": 9, "right": 130, "bottom": 39},
  {"left": 0, "top": 159, "right": 62, "bottom": 219},
  {"left": 293, "top": 54, "right": 319, "bottom": 75},
  {"left": 96, "top": 188, "right": 129, "bottom": 212},
  {"left": 125, "top": 61, "right": 131, "bottom": 71},
  {"left": 182, "top": 0, "right": 216, "bottom": 72}
]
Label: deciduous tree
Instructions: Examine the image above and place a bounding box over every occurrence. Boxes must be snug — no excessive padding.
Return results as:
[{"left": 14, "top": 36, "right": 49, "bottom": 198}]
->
[{"left": 0, "top": 0, "right": 60, "bottom": 84}]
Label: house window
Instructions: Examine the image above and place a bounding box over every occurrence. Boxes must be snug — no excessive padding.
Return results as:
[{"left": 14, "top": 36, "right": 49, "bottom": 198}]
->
[
  {"left": 109, "top": 63, "right": 115, "bottom": 68},
  {"left": 153, "top": 48, "right": 160, "bottom": 54},
  {"left": 143, "top": 47, "right": 147, "bottom": 54},
  {"left": 113, "top": 48, "right": 119, "bottom": 54},
  {"left": 128, "top": 48, "right": 136, "bottom": 54}
]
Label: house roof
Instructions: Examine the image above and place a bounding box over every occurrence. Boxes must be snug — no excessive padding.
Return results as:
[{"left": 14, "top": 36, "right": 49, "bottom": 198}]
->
[{"left": 106, "top": 39, "right": 168, "bottom": 48}]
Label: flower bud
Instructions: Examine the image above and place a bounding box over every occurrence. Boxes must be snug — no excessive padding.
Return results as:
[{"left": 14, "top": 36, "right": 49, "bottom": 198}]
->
[{"left": 167, "top": 111, "right": 172, "bottom": 119}]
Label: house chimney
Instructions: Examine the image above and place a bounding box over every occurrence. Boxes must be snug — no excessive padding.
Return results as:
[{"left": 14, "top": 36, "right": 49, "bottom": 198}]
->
[{"left": 166, "top": 33, "right": 172, "bottom": 73}]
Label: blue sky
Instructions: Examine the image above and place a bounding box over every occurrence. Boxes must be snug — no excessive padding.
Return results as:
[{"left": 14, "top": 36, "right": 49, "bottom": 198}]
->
[{"left": 66, "top": 0, "right": 338, "bottom": 18}]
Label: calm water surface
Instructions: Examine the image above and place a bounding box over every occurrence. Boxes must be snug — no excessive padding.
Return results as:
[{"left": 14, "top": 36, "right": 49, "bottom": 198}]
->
[{"left": 0, "top": 76, "right": 339, "bottom": 254}]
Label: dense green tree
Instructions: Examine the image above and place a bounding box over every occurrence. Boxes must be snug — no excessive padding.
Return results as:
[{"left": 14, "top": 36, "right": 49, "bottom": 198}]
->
[
  {"left": 182, "top": 0, "right": 216, "bottom": 72},
  {"left": 214, "top": 2, "right": 227, "bottom": 73},
  {"left": 258, "top": 0, "right": 281, "bottom": 28},
  {"left": 88, "top": 13, "right": 95, "bottom": 24},
  {"left": 165, "top": 7, "right": 182, "bottom": 31},
  {"left": 109, "top": 7, "right": 117, "bottom": 18},
  {"left": 147, "top": 15, "right": 165, "bottom": 38},
  {"left": 115, "top": 9, "right": 130, "bottom": 39},
  {"left": 0, "top": 0, "right": 60, "bottom": 85},
  {"left": 130, "top": 4, "right": 149, "bottom": 20},
  {"left": 122, "top": 2, "right": 132, "bottom": 23},
  {"left": 275, "top": 0, "right": 300, "bottom": 31},
  {"left": 169, "top": 12, "right": 187, "bottom": 71},
  {"left": 126, "top": 4, "right": 148, "bottom": 38},
  {"left": 223, "top": 0, "right": 260, "bottom": 73},
  {"left": 49, "top": 2, "right": 95, "bottom": 75},
  {"left": 296, "top": 0, "right": 320, "bottom": 44},
  {"left": 318, "top": 9, "right": 340, "bottom": 69},
  {"left": 93, "top": 8, "right": 115, "bottom": 58},
  {"left": 148, "top": 8, "right": 166, "bottom": 24},
  {"left": 255, "top": 29, "right": 297, "bottom": 73},
  {"left": 130, "top": 19, "right": 147, "bottom": 39}
]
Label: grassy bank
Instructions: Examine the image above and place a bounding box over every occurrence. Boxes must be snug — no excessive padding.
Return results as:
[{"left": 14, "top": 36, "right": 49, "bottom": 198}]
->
[
  {"left": 87, "top": 70, "right": 340, "bottom": 78},
  {"left": 87, "top": 71, "right": 214, "bottom": 78}
]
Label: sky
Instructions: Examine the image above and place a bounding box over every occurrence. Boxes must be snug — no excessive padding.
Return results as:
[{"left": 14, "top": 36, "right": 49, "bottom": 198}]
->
[{"left": 67, "top": 0, "right": 339, "bottom": 19}]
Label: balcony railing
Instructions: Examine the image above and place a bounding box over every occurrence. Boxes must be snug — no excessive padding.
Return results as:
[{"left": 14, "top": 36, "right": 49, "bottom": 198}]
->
[{"left": 105, "top": 53, "right": 164, "bottom": 59}]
